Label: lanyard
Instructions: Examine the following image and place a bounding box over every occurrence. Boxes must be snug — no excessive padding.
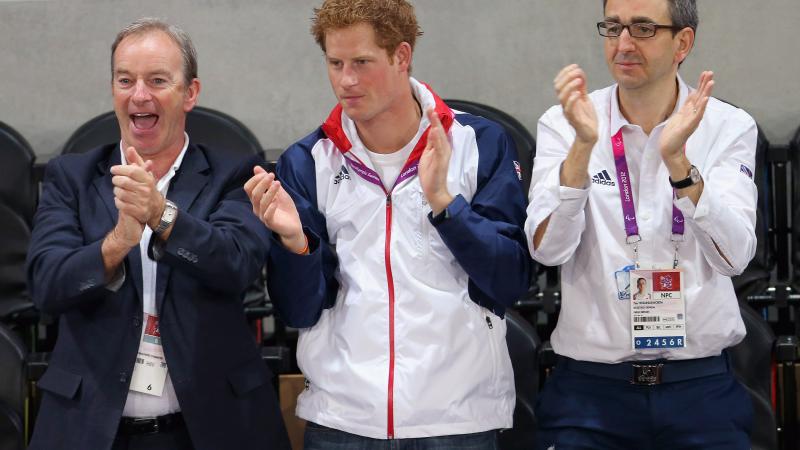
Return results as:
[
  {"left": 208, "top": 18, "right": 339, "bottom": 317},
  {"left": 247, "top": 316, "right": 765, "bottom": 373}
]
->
[
  {"left": 610, "top": 129, "right": 684, "bottom": 268},
  {"left": 342, "top": 152, "right": 420, "bottom": 195}
]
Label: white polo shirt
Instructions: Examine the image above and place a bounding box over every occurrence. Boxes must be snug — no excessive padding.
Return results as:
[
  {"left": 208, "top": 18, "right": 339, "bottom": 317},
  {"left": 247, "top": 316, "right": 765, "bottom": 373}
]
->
[{"left": 525, "top": 76, "right": 758, "bottom": 363}]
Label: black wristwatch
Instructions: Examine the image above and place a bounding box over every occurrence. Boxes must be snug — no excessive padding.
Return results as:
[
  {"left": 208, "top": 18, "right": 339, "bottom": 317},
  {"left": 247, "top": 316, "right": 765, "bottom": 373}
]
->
[{"left": 669, "top": 165, "right": 702, "bottom": 189}]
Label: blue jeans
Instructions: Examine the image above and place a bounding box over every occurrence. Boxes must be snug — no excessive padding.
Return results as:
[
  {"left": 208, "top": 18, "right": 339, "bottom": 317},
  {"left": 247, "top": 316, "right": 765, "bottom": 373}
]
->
[{"left": 303, "top": 422, "right": 499, "bottom": 450}]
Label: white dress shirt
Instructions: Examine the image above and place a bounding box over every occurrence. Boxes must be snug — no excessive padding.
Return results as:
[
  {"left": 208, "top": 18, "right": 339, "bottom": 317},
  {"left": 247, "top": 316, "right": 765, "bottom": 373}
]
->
[
  {"left": 121, "top": 133, "right": 189, "bottom": 417},
  {"left": 525, "top": 76, "right": 758, "bottom": 363}
]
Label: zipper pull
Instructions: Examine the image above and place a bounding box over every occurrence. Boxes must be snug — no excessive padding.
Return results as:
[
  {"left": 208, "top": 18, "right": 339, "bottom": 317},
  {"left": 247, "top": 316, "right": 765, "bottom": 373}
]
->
[
  {"left": 386, "top": 193, "right": 392, "bottom": 206},
  {"left": 485, "top": 316, "right": 493, "bottom": 329}
]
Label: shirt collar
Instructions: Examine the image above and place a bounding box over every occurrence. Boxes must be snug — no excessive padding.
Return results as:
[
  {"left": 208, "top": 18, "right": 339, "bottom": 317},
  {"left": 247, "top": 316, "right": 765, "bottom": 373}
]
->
[
  {"left": 119, "top": 131, "right": 190, "bottom": 182},
  {"left": 608, "top": 74, "right": 689, "bottom": 136}
]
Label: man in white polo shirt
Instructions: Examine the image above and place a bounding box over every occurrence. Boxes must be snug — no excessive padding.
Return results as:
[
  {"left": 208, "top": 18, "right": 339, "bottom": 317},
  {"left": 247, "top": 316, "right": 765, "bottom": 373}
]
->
[{"left": 526, "top": 0, "right": 757, "bottom": 448}]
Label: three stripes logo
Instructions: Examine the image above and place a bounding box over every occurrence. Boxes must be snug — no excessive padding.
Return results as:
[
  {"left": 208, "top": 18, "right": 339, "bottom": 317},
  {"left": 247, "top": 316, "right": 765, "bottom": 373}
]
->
[{"left": 591, "top": 169, "right": 615, "bottom": 186}]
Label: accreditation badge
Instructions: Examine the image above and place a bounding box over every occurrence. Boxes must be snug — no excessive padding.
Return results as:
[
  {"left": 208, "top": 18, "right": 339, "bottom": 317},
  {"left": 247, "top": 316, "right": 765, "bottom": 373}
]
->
[
  {"left": 614, "top": 264, "right": 636, "bottom": 300},
  {"left": 629, "top": 268, "right": 686, "bottom": 350},
  {"left": 129, "top": 313, "right": 168, "bottom": 396}
]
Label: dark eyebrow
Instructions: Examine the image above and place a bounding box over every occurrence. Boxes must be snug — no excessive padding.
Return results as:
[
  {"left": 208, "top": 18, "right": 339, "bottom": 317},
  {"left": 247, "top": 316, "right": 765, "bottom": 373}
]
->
[
  {"left": 603, "top": 15, "right": 658, "bottom": 23},
  {"left": 631, "top": 16, "right": 657, "bottom": 23}
]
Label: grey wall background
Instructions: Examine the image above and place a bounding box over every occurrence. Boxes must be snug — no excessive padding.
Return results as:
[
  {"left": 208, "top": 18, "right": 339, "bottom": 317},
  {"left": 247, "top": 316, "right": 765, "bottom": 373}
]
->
[{"left": 1, "top": 0, "right": 798, "bottom": 162}]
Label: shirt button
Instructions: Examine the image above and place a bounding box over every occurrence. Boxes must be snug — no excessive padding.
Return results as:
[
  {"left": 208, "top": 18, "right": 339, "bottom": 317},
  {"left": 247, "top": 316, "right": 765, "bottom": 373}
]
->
[
  {"left": 641, "top": 213, "right": 650, "bottom": 221},
  {"left": 132, "top": 317, "right": 141, "bottom": 327},
  {"left": 119, "top": 372, "right": 128, "bottom": 383}
]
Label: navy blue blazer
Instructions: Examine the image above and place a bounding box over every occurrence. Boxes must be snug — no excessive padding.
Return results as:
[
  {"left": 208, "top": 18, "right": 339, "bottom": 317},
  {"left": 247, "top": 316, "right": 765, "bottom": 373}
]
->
[{"left": 26, "top": 143, "right": 290, "bottom": 450}]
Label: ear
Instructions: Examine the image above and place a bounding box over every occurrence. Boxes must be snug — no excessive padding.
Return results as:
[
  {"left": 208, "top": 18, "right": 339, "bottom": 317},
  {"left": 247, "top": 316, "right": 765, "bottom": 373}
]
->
[
  {"left": 392, "top": 42, "right": 413, "bottom": 74},
  {"left": 673, "top": 27, "right": 695, "bottom": 66},
  {"left": 183, "top": 78, "right": 201, "bottom": 113}
]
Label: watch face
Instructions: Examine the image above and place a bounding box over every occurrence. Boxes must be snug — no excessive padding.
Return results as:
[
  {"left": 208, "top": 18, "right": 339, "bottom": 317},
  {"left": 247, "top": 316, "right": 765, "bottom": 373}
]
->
[
  {"left": 689, "top": 166, "right": 701, "bottom": 183},
  {"left": 164, "top": 201, "right": 178, "bottom": 221}
]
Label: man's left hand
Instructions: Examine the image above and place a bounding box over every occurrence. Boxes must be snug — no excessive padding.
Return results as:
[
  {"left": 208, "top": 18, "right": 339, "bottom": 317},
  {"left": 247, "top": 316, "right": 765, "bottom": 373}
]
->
[
  {"left": 110, "top": 147, "right": 165, "bottom": 229},
  {"left": 418, "top": 108, "right": 453, "bottom": 216},
  {"left": 659, "top": 71, "right": 714, "bottom": 172}
]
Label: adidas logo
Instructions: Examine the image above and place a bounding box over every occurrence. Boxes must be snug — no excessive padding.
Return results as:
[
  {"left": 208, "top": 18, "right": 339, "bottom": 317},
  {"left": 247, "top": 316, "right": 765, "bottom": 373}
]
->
[
  {"left": 591, "top": 170, "right": 615, "bottom": 186},
  {"left": 333, "top": 165, "right": 351, "bottom": 184}
]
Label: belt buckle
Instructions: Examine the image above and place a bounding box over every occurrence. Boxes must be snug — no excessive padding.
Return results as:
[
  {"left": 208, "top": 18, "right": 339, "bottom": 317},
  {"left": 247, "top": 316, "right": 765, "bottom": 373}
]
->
[
  {"left": 631, "top": 363, "right": 663, "bottom": 385},
  {"left": 130, "top": 417, "right": 159, "bottom": 435}
]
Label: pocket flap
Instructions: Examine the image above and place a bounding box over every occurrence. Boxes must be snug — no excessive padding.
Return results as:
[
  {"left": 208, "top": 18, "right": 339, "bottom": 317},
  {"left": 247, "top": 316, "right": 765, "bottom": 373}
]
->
[{"left": 38, "top": 366, "right": 82, "bottom": 399}]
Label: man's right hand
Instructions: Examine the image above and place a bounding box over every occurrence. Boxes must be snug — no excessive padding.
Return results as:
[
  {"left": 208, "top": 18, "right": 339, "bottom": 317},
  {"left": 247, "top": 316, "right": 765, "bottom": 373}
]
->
[
  {"left": 553, "top": 64, "right": 599, "bottom": 189},
  {"left": 555, "top": 64, "right": 598, "bottom": 146},
  {"left": 533, "top": 64, "right": 600, "bottom": 249},
  {"left": 244, "top": 166, "right": 306, "bottom": 254}
]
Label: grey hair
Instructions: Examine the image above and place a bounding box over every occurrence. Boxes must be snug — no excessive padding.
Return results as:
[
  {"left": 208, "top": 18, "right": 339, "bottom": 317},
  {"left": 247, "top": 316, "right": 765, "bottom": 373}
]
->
[
  {"left": 603, "top": 0, "right": 699, "bottom": 33},
  {"left": 111, "top": 17, "right": 198, "bottom": 86}
]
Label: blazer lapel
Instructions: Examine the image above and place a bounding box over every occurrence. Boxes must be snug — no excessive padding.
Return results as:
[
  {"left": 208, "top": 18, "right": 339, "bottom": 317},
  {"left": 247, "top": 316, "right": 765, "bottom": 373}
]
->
[
  {"left": 156, "top": 144, "right": 210, "bottom": 315},
  {"left": 92, "top": 148, "right": 144, "bottom": 305}
]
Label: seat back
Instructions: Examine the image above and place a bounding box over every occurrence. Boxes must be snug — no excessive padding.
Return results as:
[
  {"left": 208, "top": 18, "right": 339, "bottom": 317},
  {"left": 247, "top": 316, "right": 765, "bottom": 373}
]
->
[
  {"left": 0, "top": 205, "right": 32, "bottom": 320},
  {"left": 0, "top": 122, "right": 37, "bottom": 225},
  {"left": 444, "top": 99, "right": 536, "bottom": 195},
  {"left": 499, "top": 309, "right": 539, "bottom": 449},
  {"left": 62, "top": 106, "right": 263, "bottom": 156},
  {"left": 0, "top": 401, "right": 24, "bottom": 450},
  {"left": 730, "top": 121, "right": 773, "bottom": 295},
  {"left": 0, "top": 322, "right": 26, "bottom": 450},
  {"left": 729, "top": 302, "right": 778, "bottom": 450},
  {"left": 790, "top": 126, "right": 800, "bottom": 283}
]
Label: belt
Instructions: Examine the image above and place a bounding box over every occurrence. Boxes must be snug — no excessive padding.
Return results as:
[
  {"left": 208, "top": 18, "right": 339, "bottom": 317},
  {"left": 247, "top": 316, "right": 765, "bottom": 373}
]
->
[
  {"left": 118, "top": 412, "right": 185, "bottom": 435},
  {"left": 559, "top": 352, "right": 730, "bottom": 386}
]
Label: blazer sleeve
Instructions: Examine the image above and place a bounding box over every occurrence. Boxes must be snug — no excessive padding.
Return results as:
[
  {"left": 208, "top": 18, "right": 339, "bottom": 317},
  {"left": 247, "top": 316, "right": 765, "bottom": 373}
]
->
[
  {"left": 148, "top": 154, "right": 272, "bottom": 295},
  {"left": 26, "top": 157, "right": 111, "bottom": 315}
]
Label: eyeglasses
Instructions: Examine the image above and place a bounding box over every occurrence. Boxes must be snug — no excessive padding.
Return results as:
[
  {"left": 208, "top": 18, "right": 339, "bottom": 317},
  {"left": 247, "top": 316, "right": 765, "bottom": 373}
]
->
[{"left": 597, "top": 21, "right": 682, "bottom": 38}]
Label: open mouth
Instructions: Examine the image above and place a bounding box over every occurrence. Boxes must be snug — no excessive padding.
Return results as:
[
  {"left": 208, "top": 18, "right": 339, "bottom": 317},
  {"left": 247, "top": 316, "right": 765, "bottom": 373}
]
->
[{"left": 130, "top": 113, "right": 159, "bottom": 130}]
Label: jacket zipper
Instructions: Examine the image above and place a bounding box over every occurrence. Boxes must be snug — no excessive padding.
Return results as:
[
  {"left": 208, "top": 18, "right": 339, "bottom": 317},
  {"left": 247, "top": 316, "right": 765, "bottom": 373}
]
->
[{"left": 384, "top": 193, "right": 396, "bottom": 439}]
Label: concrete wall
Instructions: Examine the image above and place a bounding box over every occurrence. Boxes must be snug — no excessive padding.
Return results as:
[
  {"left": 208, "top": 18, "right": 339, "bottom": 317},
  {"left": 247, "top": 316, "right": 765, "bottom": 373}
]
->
[{"left": 2, "top": 0, "right": 798, "bottom": 161}]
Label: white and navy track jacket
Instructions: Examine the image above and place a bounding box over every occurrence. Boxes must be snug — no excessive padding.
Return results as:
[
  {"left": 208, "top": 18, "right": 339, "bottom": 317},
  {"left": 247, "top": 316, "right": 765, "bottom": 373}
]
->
[{"left": 267, "top": 79, "right": 532, "bottom": 439}]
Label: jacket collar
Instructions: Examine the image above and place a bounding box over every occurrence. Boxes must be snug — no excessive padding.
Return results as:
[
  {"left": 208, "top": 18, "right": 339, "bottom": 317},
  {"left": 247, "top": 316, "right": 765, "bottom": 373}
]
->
[
  {"left": 91, "top": 139, "right": 210, "bottom": 308},
  {"left": 321, "top": 78, "right": 455, "bottom": 165}
]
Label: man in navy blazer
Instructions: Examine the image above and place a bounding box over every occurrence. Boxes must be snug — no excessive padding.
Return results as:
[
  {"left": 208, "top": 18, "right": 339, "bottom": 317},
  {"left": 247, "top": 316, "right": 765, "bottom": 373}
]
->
[{"left": 26, "top": 18, "right": 289, "bottom": 450}]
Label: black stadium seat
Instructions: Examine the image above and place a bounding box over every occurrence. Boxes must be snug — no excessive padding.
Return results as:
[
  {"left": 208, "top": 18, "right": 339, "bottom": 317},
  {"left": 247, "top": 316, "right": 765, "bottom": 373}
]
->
[
  {"left": 0, "top": 323, "right": 27, "bottom": 450},
  {"left": 445, "top": 99, "right": 536, "bottom": 195},
  {"left": 61, "top": 106, "right": 263, "bottom": 156},
  {"left": 0, "top": 121, "right": 38, "bottom": 225},
  {"left": 499, "top": 309, "right": 540, "bottom": 449},
  {"left": 791, "top": 126, "right": 800, "bottom": 287},
  {"left": 732, "top": 124, "right": 774, "bottom": 297},
  {"left": 729, "top": 302, "right": 778, "bottom": 450},
  {"left": 0, "top": 204, "right": 35, "bottom": 324},
  {"left": 444, "top": 99, "right": 543, "bottom": 307}
]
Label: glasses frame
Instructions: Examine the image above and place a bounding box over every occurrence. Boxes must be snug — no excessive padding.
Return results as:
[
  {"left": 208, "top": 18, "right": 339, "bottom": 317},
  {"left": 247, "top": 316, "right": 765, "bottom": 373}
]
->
[{"left": 596, "top": 21, "right": 683, "bottom": 39}]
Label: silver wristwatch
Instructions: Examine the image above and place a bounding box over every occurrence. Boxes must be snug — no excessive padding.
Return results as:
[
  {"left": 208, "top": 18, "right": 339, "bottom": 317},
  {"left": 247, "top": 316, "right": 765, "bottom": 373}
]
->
[{"left": 154, "top": 199, "right": 178, "bottom": 235}]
